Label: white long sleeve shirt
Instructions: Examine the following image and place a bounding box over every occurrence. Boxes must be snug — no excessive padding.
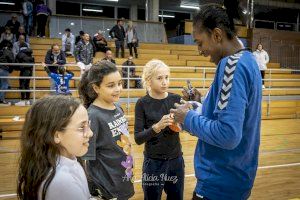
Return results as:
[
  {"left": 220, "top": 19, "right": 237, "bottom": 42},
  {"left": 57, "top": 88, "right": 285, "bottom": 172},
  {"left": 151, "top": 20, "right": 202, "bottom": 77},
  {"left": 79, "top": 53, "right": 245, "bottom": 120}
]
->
[
  {"left": 253, "top": 49, "right": 269, "bottom": 70},
  {"left": 38, "top": 156, "right": 91, "bottom": 200},
  {"left": 62, "top": 33, "right": 75, "bottom": 54}
]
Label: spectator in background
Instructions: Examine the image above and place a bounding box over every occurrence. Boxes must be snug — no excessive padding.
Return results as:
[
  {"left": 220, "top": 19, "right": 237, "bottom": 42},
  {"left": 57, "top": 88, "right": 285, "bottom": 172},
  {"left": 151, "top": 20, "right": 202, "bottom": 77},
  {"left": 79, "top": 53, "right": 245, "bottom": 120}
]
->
[
  {"left": 126, "top": 21, "right": 138, "bottom": 58},
  {"left": 122, "top": 56, "right": 142, "bottom": 88},
  {"left": 15, "top": 26, "right": 30, "bottom": 44},
  {"left": 44, "top": 65, "right": 74, "bottom": 95},
  {"left": 109, "top": 19, "right": 125, "bottom": 58},
  {"left": 62, "top": 28, "right": 75, "bottom": 56},
  {"left": 75, "top": 33, "right": 94, "bottom": 76},
  {"left": 75, "top": 30, "right": 85, "bottom": 45},
  {"left": 44, "top": 44, "right": 66, "bottom": 93},
  {"left": 13, "top": 35, "right": 30, "bottom": 58},
  {"left": 5, "top": 14, "right": 20, "bottom": 35},
  {"left": 36, "top": 0, "right": 51, "bottom": 38},
  {"left": 253, "top": 43, "right": 269, "bottom": 89},
  {"left": 101, "top": 49, "right": 115, "bottom": 64},
  {"left": 0, "top": 40, "right": 14, "bottom": 106},
  {"left": 15, "top": 47, "right": 34, "bottom": 106},
  {"left": 0, "top": 27, "right": 14, "bottom": 44},
  {"left": 22, "top": 0, "right": 33, "bottom": 36},
  {"left": 93, "top": 30, "right": 109, "bottom": 53}
]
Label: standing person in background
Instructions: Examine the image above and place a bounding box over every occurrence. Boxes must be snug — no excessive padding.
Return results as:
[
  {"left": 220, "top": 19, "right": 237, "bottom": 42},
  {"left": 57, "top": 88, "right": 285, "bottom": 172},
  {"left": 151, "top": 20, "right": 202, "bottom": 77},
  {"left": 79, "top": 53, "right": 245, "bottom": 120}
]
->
[
  {"left": 134, "top": 59, "right": 184, "bottom": 200},
  {"left": 170, "top": 3, "right": 262, "bottom": 200},
  {"left": 36, "top": 0, "right": 51, "bottom": 38},
  {"left": 44, "top": 44, "right": 66, "bottom": 94},
  {"left": 22, "top": 0, "right": 33, "bottom": 36},
  {"left": 15, "top": 47, "right": 34, "bottom": 106},
  {"left": 5, "top": 14, "right": 20, "bottom": 35},
  {"left": 17, "top": 95, "right": 93, "bottom": 200},
  {"left": 253, "top": 43, "right": 269, "bottom": 89},
  {"left": 0, "top": 40, "right": 14, "bottom": 106},
  {"left": 44, "top": 65, "right": 74, "bottom": 96},
  {"left": 109, "top": 19, "right": 125, "bottom": 58},
  {"left": 126, "top": 21, "right": 138, "bottom": 58},
  {"left": 75, "top": 33, "right": 94, "bottom": 76},
  {"left": 62, "top": 28, "right": 75, "bottom": 56}
]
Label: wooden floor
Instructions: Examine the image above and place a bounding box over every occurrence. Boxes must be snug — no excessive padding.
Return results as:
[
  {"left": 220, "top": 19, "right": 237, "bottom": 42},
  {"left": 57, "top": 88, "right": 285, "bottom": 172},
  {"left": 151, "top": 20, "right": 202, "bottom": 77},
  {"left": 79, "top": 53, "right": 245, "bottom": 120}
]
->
[{"left": 0, "top": 119, "right": 300, "bottom": 200}]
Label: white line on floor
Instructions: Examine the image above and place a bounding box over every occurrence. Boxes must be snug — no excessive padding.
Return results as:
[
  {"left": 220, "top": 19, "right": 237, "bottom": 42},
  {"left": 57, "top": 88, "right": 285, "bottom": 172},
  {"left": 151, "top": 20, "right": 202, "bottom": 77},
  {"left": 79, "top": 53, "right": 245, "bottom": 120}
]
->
[{"left": 1, "top": 162, "right": 300, "bottom": 199}]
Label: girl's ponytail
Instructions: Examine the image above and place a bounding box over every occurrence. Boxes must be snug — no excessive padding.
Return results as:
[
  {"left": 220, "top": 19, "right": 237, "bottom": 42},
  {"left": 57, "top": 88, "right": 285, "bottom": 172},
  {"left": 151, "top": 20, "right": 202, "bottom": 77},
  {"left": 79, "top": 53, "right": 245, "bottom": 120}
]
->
[{"left": 78, "top": 70, "right": 98, "bottom": 108}]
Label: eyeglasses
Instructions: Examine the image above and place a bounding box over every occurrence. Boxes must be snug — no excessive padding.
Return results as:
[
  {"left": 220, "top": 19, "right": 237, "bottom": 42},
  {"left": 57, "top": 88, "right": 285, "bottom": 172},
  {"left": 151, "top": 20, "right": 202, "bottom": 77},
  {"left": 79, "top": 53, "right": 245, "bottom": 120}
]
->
[{"left": 62, "top": 121, "right": 91, "bottom": 136}]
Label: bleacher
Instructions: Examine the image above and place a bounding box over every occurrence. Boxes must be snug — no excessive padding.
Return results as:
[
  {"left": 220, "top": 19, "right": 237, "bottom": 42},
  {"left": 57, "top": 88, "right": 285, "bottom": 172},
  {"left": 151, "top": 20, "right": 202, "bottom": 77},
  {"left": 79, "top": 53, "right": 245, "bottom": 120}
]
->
[
  {"left": 0, "top": 37, "right": 300, "bottom": 138},
  {"left": 0, "top": 37, "right": 300, "bottom": 199}
]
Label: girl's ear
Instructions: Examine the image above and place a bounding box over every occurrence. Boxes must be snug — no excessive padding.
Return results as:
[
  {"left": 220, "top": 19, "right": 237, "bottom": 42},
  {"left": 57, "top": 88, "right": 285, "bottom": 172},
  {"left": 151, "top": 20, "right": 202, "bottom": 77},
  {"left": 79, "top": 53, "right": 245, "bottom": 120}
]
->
[
  {"left": 54, "top": 131, "right": 61, "bottom": 144},
  {"left": 92, "top": 84, "right": 100, "bottom": 94}
]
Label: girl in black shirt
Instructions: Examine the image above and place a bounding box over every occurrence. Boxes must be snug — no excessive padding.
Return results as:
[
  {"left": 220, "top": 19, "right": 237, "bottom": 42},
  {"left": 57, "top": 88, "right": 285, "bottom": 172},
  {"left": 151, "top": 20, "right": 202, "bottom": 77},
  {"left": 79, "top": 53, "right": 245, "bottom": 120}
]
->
[{"left": 134, "top": 59, "right": 184, "bottom": 200}]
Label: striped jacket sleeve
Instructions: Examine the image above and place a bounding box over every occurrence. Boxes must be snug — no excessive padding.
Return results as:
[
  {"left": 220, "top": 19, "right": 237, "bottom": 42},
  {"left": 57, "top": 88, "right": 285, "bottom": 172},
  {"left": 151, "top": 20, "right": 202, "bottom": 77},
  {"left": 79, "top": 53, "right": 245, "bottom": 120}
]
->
[{"left": 183, "top": 53, "right": 251, "bottom": 150}]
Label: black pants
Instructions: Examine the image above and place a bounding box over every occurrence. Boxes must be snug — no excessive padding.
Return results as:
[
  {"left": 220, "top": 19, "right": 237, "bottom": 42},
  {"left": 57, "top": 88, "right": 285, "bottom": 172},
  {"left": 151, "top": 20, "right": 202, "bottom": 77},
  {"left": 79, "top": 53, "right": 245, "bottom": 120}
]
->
[
  {"left": 142, "top": 156, "right": 185, "bottom": 200},
  {"left": 127, "top": 43, "right": 138, "bottom": 58},
  {"left": 192, "top": 192, "right": 210, "bottom": 200},
  {"left": 260, "top": 70, "right": 265, "bottom": 85},
  {"left": 19, "top": 69, "right": 32, "bottom": 100},
  {"left": 115, "top": 40, "right": 124, "bottom": 58},
  {"left": 37, "top": 14, "right": 48, "bottom": 37}
]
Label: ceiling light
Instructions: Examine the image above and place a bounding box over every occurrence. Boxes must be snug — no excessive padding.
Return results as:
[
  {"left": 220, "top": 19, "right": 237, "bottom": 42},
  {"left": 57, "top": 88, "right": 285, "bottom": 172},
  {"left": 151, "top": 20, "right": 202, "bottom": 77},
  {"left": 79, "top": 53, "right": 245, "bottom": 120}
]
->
[
  {"left": 180, "top": 5, "right": 200, "bottom": 10},
  {"left": 158, "top": 14, "right": 175, "bottom": 18},
  {"left": 83, "top": 8, "right": 103, "bottom": 13},
  {"left": 0, "top": 2, "right": 15, "bottom": 5}
]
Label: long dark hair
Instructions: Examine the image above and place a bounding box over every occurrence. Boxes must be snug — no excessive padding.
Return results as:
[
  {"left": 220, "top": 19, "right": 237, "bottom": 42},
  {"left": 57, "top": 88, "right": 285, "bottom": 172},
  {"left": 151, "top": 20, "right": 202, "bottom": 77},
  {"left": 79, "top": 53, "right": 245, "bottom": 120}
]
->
[
  {"left": 17, "top": 96, "right": 80, "bottom": 200},
  {"left": 193, "top": 2, "right": 242, "bottom": 40},
  {"left": 78, "top": 60, "right": 118, "bottom": 108}
]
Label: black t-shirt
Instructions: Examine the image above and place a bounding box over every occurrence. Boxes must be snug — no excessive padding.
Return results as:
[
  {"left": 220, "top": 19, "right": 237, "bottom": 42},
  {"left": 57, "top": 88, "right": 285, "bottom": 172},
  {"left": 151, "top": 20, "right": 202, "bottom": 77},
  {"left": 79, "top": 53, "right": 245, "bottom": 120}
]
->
[
  {"left": 134, "top": 92, "right": 183, "bottom": 160},
  {"left": 82, "top": 104, "right": 134, "bottom": 199}
]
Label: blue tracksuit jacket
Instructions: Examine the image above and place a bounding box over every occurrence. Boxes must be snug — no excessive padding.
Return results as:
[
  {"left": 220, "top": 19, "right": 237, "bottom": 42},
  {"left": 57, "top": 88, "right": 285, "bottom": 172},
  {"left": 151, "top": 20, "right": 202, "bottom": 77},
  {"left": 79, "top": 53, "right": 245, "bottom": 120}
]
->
[{"left": 183, "top": 50, "right": 262, "bottom": 200}]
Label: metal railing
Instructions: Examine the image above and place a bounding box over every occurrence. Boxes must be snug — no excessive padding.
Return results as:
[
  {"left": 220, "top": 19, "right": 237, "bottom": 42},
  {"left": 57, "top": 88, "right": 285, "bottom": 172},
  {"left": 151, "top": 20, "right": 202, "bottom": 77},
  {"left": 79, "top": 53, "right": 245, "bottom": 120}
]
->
[{"left": 1, "top": 63, "right": 300, "bottom": 117}]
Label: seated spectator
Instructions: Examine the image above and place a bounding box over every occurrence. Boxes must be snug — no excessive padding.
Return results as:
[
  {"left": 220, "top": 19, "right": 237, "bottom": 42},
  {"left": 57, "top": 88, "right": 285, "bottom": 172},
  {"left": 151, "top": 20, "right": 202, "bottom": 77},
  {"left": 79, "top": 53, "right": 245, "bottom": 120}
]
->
[
  {"left": 44, "top": 44, "right": 66, "bottom": 93},
  {"left": 44, "top": 65, "right": 74, "bottom": 95},
  {"left": 75, "top": 30, "right": 84, "bottom": 45},
  {"left": 0, "top": 27, "right": 14, "bottom": 44},
  {"left": 15, "top": 47, "right": 34, "bottom": 106},
  {"left": 13, "top": 35, "right": 30, "bottom": 58},
  {"left": 101, "top": 49, "right": 116, "bottom": 64},
  {"left": 75, "top": 31, "right": 96, "bottom": 56},
  {"left": 122, "top": 56, "right": 142, "bottom": 88},
  {"left": 93, "top": 30, "right": 109, "bottom": 53},
  {"left": 36, "top": 0, "right": 51, "bottom": 38},
  {"left": 62, "top": 28, "right": 75, "bottom": 56},
  {"left": 14, "top": 26, "right": 30, "bottom": 43},
  {"left": 0, "top": 40, "right": 14, "bottom": 106},
  {"left": 75, "top": 33, "right": 93, "bottom": 76},
  {"left": 5, "top": 14, "right": 20, "bottom": 35}
]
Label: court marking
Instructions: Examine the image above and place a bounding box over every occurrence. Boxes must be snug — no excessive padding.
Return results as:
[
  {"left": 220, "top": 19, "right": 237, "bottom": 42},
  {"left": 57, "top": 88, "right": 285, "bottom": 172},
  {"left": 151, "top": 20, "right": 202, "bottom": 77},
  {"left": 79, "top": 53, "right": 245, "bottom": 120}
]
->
[{"left": 0, "top": 162, "right": 299, "bottom": 199}]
